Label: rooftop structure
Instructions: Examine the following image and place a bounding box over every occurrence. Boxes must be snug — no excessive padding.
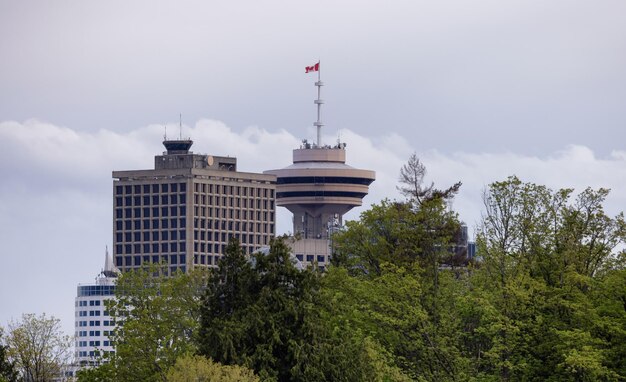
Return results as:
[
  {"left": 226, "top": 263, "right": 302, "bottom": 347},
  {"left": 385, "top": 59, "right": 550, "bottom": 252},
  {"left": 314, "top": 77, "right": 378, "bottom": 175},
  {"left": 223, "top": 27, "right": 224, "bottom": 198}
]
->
[
  {"left": 264, "top": 64, "right": 375, "bottom": 268},
  {"left": 74, "top": 248, "right": 118, "bottom": 367}
]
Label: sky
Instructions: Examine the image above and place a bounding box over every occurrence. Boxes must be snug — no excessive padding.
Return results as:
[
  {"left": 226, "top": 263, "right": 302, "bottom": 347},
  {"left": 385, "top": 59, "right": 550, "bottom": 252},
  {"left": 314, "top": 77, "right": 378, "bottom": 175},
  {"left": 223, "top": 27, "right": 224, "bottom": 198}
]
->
[{"left": 1, "top": 0, "right": 625, "bottom": 336}]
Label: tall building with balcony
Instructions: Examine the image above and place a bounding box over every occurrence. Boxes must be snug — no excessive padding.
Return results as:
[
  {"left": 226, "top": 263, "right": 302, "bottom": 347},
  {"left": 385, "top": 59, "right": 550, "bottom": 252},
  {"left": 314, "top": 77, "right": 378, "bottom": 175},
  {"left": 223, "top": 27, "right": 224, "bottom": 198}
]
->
[
  {"left": 264, "top": 70, "right": 375, "bottom": 268},
  {"left": 75, "top": 249, "right": 118, "bottom": 366},
  {"left": 112, "top": 138, "right": 276, "bottom": 274}
]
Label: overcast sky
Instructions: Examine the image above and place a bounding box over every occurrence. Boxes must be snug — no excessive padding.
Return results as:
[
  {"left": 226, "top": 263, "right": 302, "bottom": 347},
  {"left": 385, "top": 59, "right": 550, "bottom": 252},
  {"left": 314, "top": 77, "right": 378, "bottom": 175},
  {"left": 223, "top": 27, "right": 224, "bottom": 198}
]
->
[{"left": 1, "top": 0, "right": 625, "bottom": 336}]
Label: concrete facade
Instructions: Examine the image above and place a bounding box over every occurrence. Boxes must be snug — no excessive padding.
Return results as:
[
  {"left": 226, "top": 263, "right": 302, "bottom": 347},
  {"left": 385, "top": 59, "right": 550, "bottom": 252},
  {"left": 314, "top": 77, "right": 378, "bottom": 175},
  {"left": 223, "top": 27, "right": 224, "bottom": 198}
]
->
[
  {"left": 112, "top": 139, "right": 276, "bottom": 274},
  {"left": 265, "top": 142, "right": 375, "bottom": 268}
]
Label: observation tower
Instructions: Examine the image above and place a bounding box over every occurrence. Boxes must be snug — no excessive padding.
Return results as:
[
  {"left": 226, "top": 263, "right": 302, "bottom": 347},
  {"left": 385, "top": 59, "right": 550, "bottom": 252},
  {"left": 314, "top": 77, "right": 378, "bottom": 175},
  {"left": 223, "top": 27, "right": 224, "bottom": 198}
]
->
[{"left": 265, "top": 63, "right": 375, "bottom": 267}]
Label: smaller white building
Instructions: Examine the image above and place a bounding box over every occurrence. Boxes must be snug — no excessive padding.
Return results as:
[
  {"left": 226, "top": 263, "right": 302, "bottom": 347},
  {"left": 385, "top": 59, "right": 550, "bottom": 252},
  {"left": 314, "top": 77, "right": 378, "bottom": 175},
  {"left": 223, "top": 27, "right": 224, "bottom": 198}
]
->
[{"left": 74, "top": 248, "right": 118, "bottom": 367}]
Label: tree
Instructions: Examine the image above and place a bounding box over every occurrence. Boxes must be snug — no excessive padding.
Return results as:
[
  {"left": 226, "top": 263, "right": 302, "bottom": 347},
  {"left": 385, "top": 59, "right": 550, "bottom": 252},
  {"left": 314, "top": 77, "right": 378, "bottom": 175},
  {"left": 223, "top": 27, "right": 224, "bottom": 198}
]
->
[
  {"left": 320, "top": 265, "right": 460, "bottom": 381},
  {"left": 6, "top": 313, "right": 71, "bottom": 382},
  {"left": 199, "top": 238, "right": 379, "bottom": 381},
  {"left": 81, "top": 265, "right": 206, "bottom": 382},
  {"left": 166, "top": 354, "right": 259, "bottom": 382},
  {"left": 471, "top": 176, "right": 626, "bottom": 380},
  {"left": 397, "top": 152, "right": 461, "bottom": 206},
  {"left": 0, "top": 328, "right": 17, "bottom": 382}
]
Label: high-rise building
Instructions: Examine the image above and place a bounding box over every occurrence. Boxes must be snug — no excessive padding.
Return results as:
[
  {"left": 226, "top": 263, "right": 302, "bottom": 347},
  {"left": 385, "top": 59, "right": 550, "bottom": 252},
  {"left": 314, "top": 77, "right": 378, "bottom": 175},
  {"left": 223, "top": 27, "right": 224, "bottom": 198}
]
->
[
  {"left": 75, "top": 248, "right": 118, "bottom": 366},
  {"left": 265, "top": 69, "right": 375, "bottom": 268},
  {"left": 112, "top": 139, "right": 276, "bottom": 273}
]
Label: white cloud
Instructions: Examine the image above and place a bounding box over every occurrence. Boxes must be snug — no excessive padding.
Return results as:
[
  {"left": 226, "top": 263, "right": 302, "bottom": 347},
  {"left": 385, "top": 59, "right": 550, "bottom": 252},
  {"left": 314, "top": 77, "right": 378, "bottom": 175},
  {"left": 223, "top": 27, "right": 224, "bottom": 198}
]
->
[{"left": 1, "top": 119, "right": 625, "bottom": 335}]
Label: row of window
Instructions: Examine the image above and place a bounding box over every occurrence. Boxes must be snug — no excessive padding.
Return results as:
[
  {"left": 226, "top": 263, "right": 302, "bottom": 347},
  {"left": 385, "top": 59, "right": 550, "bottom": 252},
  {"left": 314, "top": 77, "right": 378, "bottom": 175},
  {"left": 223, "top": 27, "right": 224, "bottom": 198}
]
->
[
  {"left": 76, "top": 300, "right": 103, "bottom": 307},
  {"left": 193, "top": 234, "right": 269, "bottom": 252},
  {"left": 119, "top": 265, "right": 187, "bottom": 275},
  {"left": 115, "top": 206, "right": 186, "bottom": 219},
  {"left": 76, "top": 340, "right": 111, "bottom": 347},
  {"left": 116, "top": 193, "right": 186, "bottom": 207},
  {"left": 116, "top": 183, "right": 186, "bottom": 195},
  {"left": 117, "top": 254, "right": 187, "bottom": 267},
  {"left": 116, "top": 219, "right": 185, "bottom": 231},
  {"left": 75, "top": 330, "right": 113, "bottom": 337},
  {"left": 77, "top": 285, "right": 115, "bottom": 297},
  {"left": 295, "top": 254, "right": 328, "bottom": 263},
  {"left": 193, "top": 218, "right": 273, "bottom": 232},
  {"left": 194, "top": 229, "right": 271, "bottom": 243},
  {"left": 116, "top": 242, "right": 186, "bottom": 256},
  {"left": 77, "top": 310, "right": 108, "bottom": 317},
  {"left": 117, "top": 230, "right": 186, "bottom": 243},
  {"left": 193, "top": 194, "right": 273, "bottom": 209},
  {"left": 76, "top": 320, "right": 115, "bottom": 327},
  {"left": 77, "top": 350, "right": 115, "bottom": 358},
  {"left": 193, "top": 183, "right": 272, "bottom": 197}
]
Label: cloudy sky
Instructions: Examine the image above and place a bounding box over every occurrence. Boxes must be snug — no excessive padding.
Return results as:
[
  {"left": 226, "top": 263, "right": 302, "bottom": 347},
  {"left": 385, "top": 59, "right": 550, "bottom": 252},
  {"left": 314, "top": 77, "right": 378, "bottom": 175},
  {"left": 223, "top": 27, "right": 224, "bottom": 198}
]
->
[{"left": 1, "top": 0, "right": 625, "bottom": 336}]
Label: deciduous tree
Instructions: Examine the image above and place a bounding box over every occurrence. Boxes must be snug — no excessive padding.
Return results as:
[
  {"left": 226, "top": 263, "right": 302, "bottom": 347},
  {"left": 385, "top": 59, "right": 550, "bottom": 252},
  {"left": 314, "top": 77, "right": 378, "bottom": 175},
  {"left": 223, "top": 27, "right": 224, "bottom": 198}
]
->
[{"left": 6, "top": 313, "right": 71, "bottom": 382}]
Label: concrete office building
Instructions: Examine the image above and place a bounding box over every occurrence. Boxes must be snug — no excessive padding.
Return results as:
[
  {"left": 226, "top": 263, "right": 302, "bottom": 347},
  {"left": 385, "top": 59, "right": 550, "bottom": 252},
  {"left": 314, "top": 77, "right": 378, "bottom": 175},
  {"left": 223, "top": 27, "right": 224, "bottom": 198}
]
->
[
  {"left": 265, "top": 70, "right": 375, "bottom": 268},
  {"left": 112, "top": 138, "right": 276, "bottom": 273},
  {"left": 75, "top": 249, "right": 118, "bottom": 366}
]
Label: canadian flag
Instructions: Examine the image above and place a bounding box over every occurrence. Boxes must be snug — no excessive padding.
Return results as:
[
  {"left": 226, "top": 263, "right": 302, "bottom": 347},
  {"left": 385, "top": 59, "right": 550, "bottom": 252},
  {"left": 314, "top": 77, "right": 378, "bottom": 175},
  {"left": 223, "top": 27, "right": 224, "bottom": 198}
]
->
[{"left": 305, "top": 62, "right": 320, "bottom": 73}]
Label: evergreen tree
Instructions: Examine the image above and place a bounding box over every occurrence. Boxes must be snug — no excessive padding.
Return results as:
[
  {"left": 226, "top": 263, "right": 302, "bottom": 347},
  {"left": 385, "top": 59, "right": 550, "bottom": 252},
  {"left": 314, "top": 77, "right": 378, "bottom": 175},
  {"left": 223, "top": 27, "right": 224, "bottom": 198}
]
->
[{"left": 198, "top": 238, "right": 379, "bottom": 381}]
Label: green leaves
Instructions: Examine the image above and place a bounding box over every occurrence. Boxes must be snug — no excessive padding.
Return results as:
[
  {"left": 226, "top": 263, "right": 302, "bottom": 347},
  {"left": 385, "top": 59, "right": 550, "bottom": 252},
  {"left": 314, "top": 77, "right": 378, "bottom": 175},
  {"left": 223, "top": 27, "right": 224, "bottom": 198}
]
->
[{"left": 84, "top": 264, "right": 206, "bottom": 382}]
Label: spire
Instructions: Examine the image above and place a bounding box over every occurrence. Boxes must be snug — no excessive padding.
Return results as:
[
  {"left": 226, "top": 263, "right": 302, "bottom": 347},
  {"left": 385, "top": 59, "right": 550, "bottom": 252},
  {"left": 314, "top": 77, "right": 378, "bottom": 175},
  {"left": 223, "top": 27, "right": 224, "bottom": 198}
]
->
[
  {"left": 102, "top": 246, "right": 118, "bottom": 278},
  {"left": 314, "top": 62, "right": 324, "bottom": 147}
]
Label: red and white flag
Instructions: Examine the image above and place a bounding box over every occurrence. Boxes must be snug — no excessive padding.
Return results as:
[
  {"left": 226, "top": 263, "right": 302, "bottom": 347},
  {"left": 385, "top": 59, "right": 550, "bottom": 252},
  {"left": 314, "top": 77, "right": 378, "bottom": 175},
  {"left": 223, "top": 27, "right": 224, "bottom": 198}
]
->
[{"left": 305, "top": 62, "right": 320, "bottom": 73}]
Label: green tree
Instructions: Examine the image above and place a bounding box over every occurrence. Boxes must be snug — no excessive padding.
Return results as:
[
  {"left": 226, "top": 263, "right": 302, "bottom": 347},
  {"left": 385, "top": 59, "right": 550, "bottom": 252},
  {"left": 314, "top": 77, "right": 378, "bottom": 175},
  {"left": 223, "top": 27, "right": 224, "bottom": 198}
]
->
[
  {"left": 81, "top": 265, "right": 206, "bottom": 382},
  {"left": 166, "top": 354, "right": 259, "bottom": 382},
  {"left": 6, "top": 313, "right": 71, "bottom": 382},
  {"left": 0, "top": 328, "right": 18, "bottom": 382},
  {"left": 471, "top": 176, "right": 626, "bottom": 381},
  {"left": 320, "top": 265, "right": 461, "bottom": 381},
  {"left": 199, "top": 238, "right": 380, "bottom": 381}
]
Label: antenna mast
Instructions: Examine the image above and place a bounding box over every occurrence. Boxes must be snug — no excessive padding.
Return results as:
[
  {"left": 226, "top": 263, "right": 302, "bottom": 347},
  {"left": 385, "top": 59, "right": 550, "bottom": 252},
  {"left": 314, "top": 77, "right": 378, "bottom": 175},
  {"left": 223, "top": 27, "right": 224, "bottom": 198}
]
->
[
  {"left": 179, "top": 113, "right": 182, "bottom": 140},
  {"left": 313, "top": 62, "right": 324, "bottom": 147}
]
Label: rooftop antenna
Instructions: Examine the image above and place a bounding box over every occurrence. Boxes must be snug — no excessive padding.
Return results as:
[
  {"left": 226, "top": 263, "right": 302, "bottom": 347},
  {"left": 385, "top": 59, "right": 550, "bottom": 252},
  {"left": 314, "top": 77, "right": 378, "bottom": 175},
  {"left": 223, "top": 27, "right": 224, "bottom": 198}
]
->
[
  {"left": 311, "top": 61, "right": 324, "bottom": 147},
  {"left": 164, "top": 125, "right": 167, "bottom": 140},
  {"left": 179, "top": 113, "right": 182, "bottom": 140}
]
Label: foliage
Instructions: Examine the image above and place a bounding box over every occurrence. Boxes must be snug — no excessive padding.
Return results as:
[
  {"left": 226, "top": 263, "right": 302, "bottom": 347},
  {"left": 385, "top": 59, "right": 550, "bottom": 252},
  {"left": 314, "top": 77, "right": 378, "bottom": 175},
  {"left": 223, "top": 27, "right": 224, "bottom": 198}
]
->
[
  {"left": 397, "top": 152, "right": 461, "bottom": 206},
  {"left": 0, "top": 328, "right": 17, "bottom": 382},
  {"left": 80, "top": 265, "right": 206, "bottom": 382},
  {"left": 199, "top": 238, "right": 380, "bottom": 381},
  {"left": 320, "top": 265, "right": 460, "bottom": 381},
  {"left": 470, "top": 176, "right": 626, "bottom": 381},
  {"left": 5, "top": 313, "right": 71, "bottom": 382},
  {"left": 165, "top": 354, "right": 259, "bottom": 382},
  {"left": 75, "top": 169, "right": 626, "bottom": 381},
  {"left": 332, "top": 199, "right": 461, "bottom": 276}
]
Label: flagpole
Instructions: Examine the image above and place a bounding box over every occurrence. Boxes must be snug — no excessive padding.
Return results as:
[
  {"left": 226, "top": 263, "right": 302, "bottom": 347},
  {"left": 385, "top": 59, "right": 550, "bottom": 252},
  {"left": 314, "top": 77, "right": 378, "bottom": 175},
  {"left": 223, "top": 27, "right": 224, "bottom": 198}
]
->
[{"left": 314, "top": 61, "right": 324, "bottom": 147}]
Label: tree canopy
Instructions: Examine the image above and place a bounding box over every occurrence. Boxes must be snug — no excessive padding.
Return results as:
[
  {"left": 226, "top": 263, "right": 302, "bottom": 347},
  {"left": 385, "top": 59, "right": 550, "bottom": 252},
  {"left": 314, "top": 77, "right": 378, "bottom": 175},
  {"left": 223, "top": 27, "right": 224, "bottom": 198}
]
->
[{"left": 72, "top": 156, "right": 626, "bottom": 381}]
